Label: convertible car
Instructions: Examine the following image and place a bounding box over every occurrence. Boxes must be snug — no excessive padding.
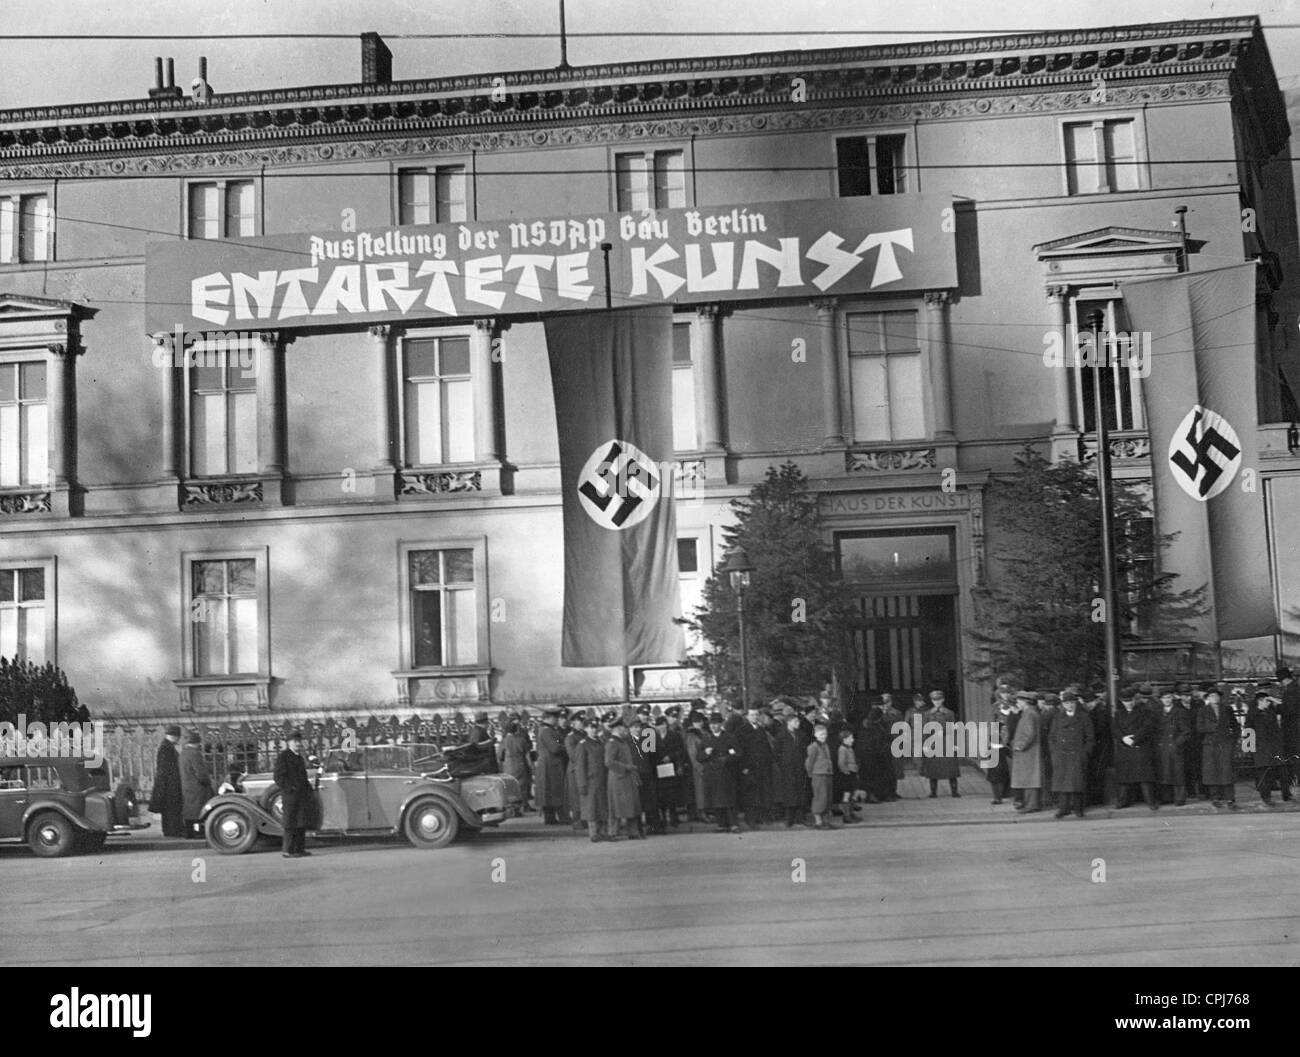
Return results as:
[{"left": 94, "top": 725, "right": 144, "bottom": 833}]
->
[{"left": 200, "top": 742, "right": 521, "bottom": 854}]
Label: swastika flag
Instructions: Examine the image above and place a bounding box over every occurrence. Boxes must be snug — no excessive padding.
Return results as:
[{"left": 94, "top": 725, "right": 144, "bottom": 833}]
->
[
  {"left": 1120, "top": 263, "right": 1277, "bottom": 642},
  {"left": 545, "top": 306, "right": 684, "bottom": 667}
]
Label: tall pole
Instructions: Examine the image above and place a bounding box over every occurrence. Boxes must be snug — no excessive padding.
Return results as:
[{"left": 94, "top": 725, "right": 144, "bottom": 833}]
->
[
  {"left": 1090, "top": 309, "right": 1121, "bottom": 714},
  {"left": 736, "top": 584, "right": 749, "bottom": 711},
  {"left": 558, "top": 0, "right": 570, "bottom": 69}
]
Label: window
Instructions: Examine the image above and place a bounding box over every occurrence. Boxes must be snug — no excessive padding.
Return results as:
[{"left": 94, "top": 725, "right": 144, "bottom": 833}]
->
[
  {"left": 847, "top": 310, "right": 924, "bottom": 442},
  {"left": 672, "top": 322, "right": 697, "bottom": 452},
  {"left": 0, "top": 361, "right": 47, "bottom": 488},
  {"left": 188, "top": 338, "right": 258, "bottom": 477},
  {"left": 0, "top": 194, "right": 51, "bottom": 263},
  {"left": 1064, "top": 118, "right": 1140, "bottom": 195},
  {"left": 402, "top": 334, "right": 473, "bottom": 465},
  {"left": 190, "top": 557, "right": 259, "bottom": 676},
  {"left": 1118, "top": 518, "right": 1156, "bottom": 636},
  {"left": 836, "top": 135, "right": 907, "bottom": 197},
  {"left": 1073, "top": 298, "right": 1144, "bottom": 433},
  {"left": 408, "top": 548, "right": 477, "bottom": 667},
  {"left": 398, "top": 166, "right": 467, "bottom": 225},
  {"left": 187, "top": 180, "right": 256, "bottom": 239},
  {"left": 615, "top": 150, "right": 685, "bottom": 211},
  {"left": 0, "top": 566, "right": 47, "bottom": 664},
  {"left": 677, "top": 538, "right": 703, "bottom": 652}
]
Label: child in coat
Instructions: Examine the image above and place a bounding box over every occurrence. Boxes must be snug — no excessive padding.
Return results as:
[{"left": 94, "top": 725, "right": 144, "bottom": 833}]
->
[
  {"left": 836, "top": 730, "right": 861, "bottom": 823},
  {"left": 805, "top": 724, "right": 835, "bottom": 830}
]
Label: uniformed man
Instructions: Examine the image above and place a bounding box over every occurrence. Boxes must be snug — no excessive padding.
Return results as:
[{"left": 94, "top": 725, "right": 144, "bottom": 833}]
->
[{"left": 535, "top": 706, "right": 568, "bottom": 824}]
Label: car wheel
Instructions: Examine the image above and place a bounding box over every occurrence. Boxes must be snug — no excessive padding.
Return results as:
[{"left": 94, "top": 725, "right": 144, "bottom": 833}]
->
[
  {"left": 205, "top": 806, "right": 259, "bottom": 855},
  {"left": 262, "top": 787, "right": 284, "bottom": 824},
  {"left": 28, "top": 812, "right": 76, "bottom": 858},
  {"left": 112, "top": 782, "right": 138, "bottom": 827},
  {"left": 403, "top": 798, "right": 458, "bottom": 849}
]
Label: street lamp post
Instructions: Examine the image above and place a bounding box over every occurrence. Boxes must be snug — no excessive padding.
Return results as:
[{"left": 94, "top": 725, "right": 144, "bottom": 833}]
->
[
  {"left": 1089, "top": 308, "right": 1121, "bottom": 714},
  {"left": 721, "top": 547, "right": 754, "bottom": 710}
]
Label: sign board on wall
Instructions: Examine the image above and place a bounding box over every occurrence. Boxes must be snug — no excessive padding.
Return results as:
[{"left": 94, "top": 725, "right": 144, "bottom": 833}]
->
[{"left": 145, "top": 195, "right": 958, "bottom": 333}]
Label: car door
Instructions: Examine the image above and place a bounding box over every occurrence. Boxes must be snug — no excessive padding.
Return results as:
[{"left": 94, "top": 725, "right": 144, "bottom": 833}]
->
[{"left": 0, "top": 767, "right": 27, "bottom": 838}]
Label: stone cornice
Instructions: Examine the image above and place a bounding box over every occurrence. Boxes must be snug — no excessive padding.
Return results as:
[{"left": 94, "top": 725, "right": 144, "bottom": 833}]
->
[
  {"left": 0, "top": 80, "right": 1233, "bottom": 180},
  {"left": 0, "top": 17, "right": 1281, "bottom": 166}
]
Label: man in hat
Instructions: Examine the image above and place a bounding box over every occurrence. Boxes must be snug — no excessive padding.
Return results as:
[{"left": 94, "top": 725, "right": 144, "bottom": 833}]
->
[
  {"left": 684, "top": 710, "right": 709, "bottom": 822},
  {"left": 1245, "top": 689, "right": 1285, "bottom": 804},
  {"left": 1113, "top": 688, "right": 1158, "bottom": 811},
  {"left": 986, "top": 689, "right": 1015, "bottom": 805},
  {"left": 1177, "top": 682, "right": 1204, "bottom": 799},
  {"left": 1049, "top": 692, "right": 1093, "bottom": 818},
  {"left": 604, "top": 716, "right": 642, "bottom": 840},
  {"left": 573, "top": 714, "right": 610, "bottom": 842},
  {"left": 1196, "top": 688, "right": 1238, "bottom": 808},
  {"left": 1082, "top": 687, "right": 1111, "bottom": 807},
  {"left": 148, "top": 725, "right": 185, "bottom": 837},
  {"left": 1278, "top": 668, "right": 1299, "bottom": 801},
  {"left": 700, "top": 712, "right": 740, "bottom": 832},
  {"left": 468, "top": 711, "right": 499, "bottom": 774},
  {"left": 179, "top": 731, "right": 214, "bottom": 839},
  {"left": 664, "top": 706, "right": 693, "bottom": 820},
  {"left": 564, "top": 713, "right": 587, "bottom": 830},
  {"left": 922, "top": 689, "right": 961, "bottom": 798},
  {"left": 655, "top": 714, "right": 687, "bottom": 829},
  {"left": 1010, "top": 691, "right": 1042, "bottom": 813},
  {"left": 628, "top": 714, "right": 659, "bottom": 835},
  {"left": 274, "top": 730, "right": 313, "bottom": 858},
  {"left": 1155, "top": 688, "right": 1191, "bottom": 806},
  {"left": 535, "top": 707, "right": 568, "bottom": 824},
  {"left": 737, "top": 706, "right": 774, "bottom": 827},
  {"left": 1038, "top": 692, "right": 1059, "bottom": 808}
]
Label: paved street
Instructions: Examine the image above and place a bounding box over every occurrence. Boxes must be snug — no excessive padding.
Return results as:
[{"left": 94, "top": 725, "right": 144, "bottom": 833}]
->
[{"left": 2, "top": 774, "right": 1297, "bottom": 967}]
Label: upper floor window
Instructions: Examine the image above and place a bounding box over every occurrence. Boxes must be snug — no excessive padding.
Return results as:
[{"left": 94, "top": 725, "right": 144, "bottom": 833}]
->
[
  {"left": 402, "top": 333, "right": 473, "bottom": 466},
  {"left": 398, "top": 166, "right": 467, "bottom": 225},
  {"left": 847, "top": 310, "right": 924, "bottom": 442},
  {"left": 188, "top": 180, "right": 255, "bottom": 240},
  {"left": 408, "top": 548, "right": 477, "bottom": 668},
  {"left": 0, "top": 565, "right": 48, "bottom": 665},
  {"left": 0, "top": 360, "right": 47, "bottom": 488},
  {"left": 1073, "top": 297, "right": 1144, "bottom": 433},
  {"left": 0, "top": 194, "right": 51, "bottom": 263},
  {"left": 677, "top": 537, "right": 704, "bottom": 653},
  {"left": 615, "top": 150, "right": 685, "bottom": 211},
  {"left": 672, "top": 322, "right": 697, "bottom": 452},
  {"left": 190, "top": 557, "right": 259, "bottom": 676},
  {"left": 188, "top": 338, "right": 258, "bottom": 477},
  {"left": 1063, "top": 118, "right": 1140, "bottom": 195},
  {"left": 836, "top": 134, "right": 907, "bottom": 197}
]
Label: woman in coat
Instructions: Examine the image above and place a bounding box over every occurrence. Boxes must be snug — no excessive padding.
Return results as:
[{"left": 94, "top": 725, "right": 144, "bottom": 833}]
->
[
  {"left": 1113, "top": 691, "right": 1157, "bottom": 810},
  {"left": 603, "top": 719, "right": 642, "bottom": 839},
  {"left": 1154, "top": 690, "right": 1190, "bottom": 806},
  {"left": 573, "top": 724, "right": 609, "bottom": 841},
  {"left": 1196, "top": 690, "right": 1238, "bottom": 806},
  {"left": 700, "top": 713, "right": 740, "bottom": 832},
  {"left": 179, "top": 732, "right": 214, "bottom": 838},
  {"left": 920, "top": 691, "right": 960, "bottom": 796},
  {"left": 1010, "top": 694, "right": 1042, "bottom": 812},
  {"left": 1048, "top": 693, "right": 1094, "bottom": 818},
  {"left": 497, "top": 721, "right": 533, "bottom": 810}
]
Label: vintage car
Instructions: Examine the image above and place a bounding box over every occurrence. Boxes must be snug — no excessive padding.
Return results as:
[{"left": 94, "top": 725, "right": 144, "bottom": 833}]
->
[
  {"left": 0, "top": 756, "right": 150, "bottom": 857},
  {"left": 200, "top": 742, "right": 522, "bottom": 854}
]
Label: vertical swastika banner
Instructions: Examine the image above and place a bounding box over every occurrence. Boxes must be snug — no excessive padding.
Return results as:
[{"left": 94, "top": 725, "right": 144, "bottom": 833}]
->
[
  {"left": 1121, "top": 263, "right": 1278, "bottom": 642},
  {"left": 545, "top": 306, "right": 684, "bottom": 667}
]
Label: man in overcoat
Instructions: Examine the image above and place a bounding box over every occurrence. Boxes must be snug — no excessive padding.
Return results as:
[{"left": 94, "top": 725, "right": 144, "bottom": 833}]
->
[
  {"left": 700, "top": 712, "right": 740, "bottom": 833},
  {"left": 628, "top": 715, "right": 659, "bottom": 834},
  {"left": 922, "top": 689, "right": 961, "bottom": 798},
  {"left": 879, "top": 693, "right": 905, "bottom": 795},
  {"left": 685, "top": 711, "right": 709, "bottom": 821},
  {"left": 1278, "top": 668, "right": 1300, "bottom": 801},
  {"left": 1083, "top": 689, "right": 1111, "bottom": 807},
  {"left": 573, "top": 716, "right": 610, "bottom": 841},
  {"left": 986, "top": 691, "right": 1014, "bottom": 805},
  {"left": 1155, "top": 689, "right": 1191, "bottom": 806},
  {"left": 564, "top": 713, "right": 586, "bottom": 830},
  {"left": 148, "top": 725, "right": 185, "bottom": 837},
  {"left": 1049, "top": 692, "right": 1094, "bottom": 818},
  {"left": 467, "top": 711, "right": 499, "bottom": 773},
  {"left": 1245, "top": 690, "right": 1285, "bottom": 804},
  {"left": 664, "top": 706, "right": 694, "bottom": 818},
  {"left": 534, "top": 706, "right": 568, "bottom": 824},
  {"left": 772, "top": 713, "right": 809, "bottom": 825},
  {"left": 1010, "top": 692, "right": 1042, "bottom": 813},
  {"left": 1113, "top": 689, "right": 1158, "bottom": 810},
  {"left": 274, "top": 730, "right": 313, "bottom": 858},
  {"left": 603, "top": 717, "right": 642, "bottom": 840},
  {"left": 654, "top": 714, "right": 687, "bottom": 829},
  {"left": 737, "top": 707, "right": 774, "bottom": 827},
  {"left": 1038, "top": 693, "right": 1059, "bottom": 808},
  {"left": 1196, "top": 689, "right": 1238, "bottom": 808},
  {"left": 179, "top": 731, "right": 214, "bottom": 839}
]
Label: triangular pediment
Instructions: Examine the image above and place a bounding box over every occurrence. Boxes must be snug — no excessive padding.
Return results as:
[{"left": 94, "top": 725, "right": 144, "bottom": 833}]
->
[
  {"left": 0, "top": 293, "right": 86, "bottom": 319},
  {"left": 1034, "top": 227, "right": 1184, "bottom": 257}
]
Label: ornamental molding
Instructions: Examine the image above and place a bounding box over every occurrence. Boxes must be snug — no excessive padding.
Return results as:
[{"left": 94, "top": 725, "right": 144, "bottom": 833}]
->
[
  {"left": 399, "top": 470, "right": 483, "bottom": 495},
  {"left": 846, "top": 448, "right": 938, "bottom": 472},
  {"left": 0, "top": 81, "right": 1233, "bottom": 179},
  {"left": 182, "top": 479, "right": 265, "bottom": 505},
  {"left": 1080, "top": 434, "right": 1152, "bottom": 461},
  {"left": 0, "top": 490, "right": 51, "bottom": 514}
]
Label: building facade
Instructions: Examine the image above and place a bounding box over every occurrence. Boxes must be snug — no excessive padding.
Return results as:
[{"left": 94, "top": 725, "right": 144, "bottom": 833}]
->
[{"left": 0, "top": 18, "right": 1296, "bottom": 728}]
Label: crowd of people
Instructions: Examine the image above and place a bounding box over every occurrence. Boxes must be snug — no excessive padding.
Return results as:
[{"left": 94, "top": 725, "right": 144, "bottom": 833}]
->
[{"left": 486, "top": 667, "right": 1300, "bottom": 838}]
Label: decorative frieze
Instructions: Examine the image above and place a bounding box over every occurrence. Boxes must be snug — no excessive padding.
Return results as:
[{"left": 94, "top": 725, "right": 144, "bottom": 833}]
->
[
  {"left": 846, "top": 448, "right": 938, "bottom": 473},
  {"left": 399, "top": 470, "right": 483, "bottom": 495},
  {"left": 182, "top": 480, "right": 264, "bottom": 506},
  {"left": 673, "top": 459, "right": 706, "bottom": 483},
  {"left": 0, "top": 490, "right": 52, "bottom": 515},
  {"left": 1079, "top": 434, "right": 1152, "bottom": 461}
]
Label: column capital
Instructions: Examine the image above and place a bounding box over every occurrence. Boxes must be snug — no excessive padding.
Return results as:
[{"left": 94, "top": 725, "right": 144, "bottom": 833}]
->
[
  {"left": 473, "top": 317, "right": 497, "bottom": 333},
  {"left": 811, "top": 297, "right": 839, "bottom": 315},
  {"left": 367, "top": 324, "right": 391, "bottom": 341},
  {"left": 251, "top": 330, "right": 282, "bottom": 346},
  {"left": 923, "top": 289, "right": 953, "bottom": 309},
  {"left": 695, "top": 302, "right": 726, "bottom": 321},
  {"left": 46, "top": 342, "right": 75, "bottom": 358},
  {"left": 1045, "top": 284, "right": 1070, "bottom": 301}
]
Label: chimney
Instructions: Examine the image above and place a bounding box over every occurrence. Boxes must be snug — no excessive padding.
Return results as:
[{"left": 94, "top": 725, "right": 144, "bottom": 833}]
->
[
  {"left": 149, "top": 55, "right": 184, "bottom": 99},
  {"left": 361, "top": 32, "right": 392, "bottom": 84}
]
